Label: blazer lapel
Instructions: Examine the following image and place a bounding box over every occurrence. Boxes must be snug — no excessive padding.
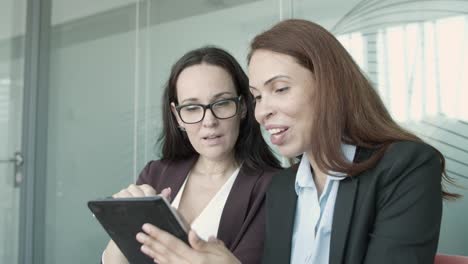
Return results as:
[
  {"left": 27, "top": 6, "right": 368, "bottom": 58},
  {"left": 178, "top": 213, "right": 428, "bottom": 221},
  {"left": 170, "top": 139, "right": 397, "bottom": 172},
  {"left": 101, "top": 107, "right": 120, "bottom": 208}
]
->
[
  {"left": 329, "top": 147, "right": 374, "bottom": 264},
  {"left": 329, "top": 176, "right": 359, "bottom": 264},
  {"left": 159, "top": 156, "right": 197, "bottom": 201},
  {"left": 262, "top": 165, "right": 298, "bottom": 264},
  {"left": 217, "top": 166, "right": 259, "bottom": 249}
]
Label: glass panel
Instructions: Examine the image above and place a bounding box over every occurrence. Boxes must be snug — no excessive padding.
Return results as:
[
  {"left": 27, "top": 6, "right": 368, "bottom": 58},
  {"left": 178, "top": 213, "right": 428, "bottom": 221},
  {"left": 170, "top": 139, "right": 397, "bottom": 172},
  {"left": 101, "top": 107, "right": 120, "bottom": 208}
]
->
[
  {"left": 142, "top": 0, "right": 282, "bottom": 165},
  {"left": 46, "top": 1, "right": 138, "bottom": 263},
  {"left": 0, "top": 0, "right": 27, "bottom": 263},
  {"left": 46, "top": 0, "right": 281, "bottom": 263},
  {"left": 293, "top": 0, "right": 468, "bottom": 255}
]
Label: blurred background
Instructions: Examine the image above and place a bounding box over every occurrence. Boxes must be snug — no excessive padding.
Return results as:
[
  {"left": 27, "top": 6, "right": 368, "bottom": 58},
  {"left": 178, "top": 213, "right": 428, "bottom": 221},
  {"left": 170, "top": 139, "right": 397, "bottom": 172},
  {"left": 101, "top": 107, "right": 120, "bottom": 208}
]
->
[{"left": 0, "top": 0, "right": 467, "bottom": 263}]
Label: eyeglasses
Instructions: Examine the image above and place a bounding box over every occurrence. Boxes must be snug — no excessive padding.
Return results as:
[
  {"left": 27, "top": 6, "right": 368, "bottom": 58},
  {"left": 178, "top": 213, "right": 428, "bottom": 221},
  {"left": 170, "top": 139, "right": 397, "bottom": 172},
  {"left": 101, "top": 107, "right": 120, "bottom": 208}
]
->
[{"left": 175, "top": 96, "right": 242, "bottom": 124}]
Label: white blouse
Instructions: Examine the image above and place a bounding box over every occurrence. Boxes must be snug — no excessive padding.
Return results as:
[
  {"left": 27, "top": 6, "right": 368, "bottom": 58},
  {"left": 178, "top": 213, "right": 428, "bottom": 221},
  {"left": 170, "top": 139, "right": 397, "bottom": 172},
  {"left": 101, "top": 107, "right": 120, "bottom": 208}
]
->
[
  {"left": 171, "top": 167, "right": 240, "bottom": 241},
  {"left": 102, "top": 167, "right": 240, "bottom": 263}
]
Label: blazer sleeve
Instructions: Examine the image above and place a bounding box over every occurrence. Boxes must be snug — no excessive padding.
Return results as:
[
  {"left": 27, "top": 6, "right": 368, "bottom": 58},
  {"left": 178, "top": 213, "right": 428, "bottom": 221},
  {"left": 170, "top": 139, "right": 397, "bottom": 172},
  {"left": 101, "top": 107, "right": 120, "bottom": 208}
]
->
[
  {"left": 135, "top": 160, "right": 154, "bottom": 185},
  {"left": 363, "top": 143, "right": 443, "bottom": 264}
]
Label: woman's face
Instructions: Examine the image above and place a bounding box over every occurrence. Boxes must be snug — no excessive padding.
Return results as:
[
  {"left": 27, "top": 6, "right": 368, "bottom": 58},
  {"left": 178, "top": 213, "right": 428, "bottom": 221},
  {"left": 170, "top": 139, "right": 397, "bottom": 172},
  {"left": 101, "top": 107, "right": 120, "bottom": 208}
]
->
[
  {"left": 171, "top": 63, "right": 242, "bottom": 161},
  {"left": 248, "top": 49, "right": 316, "bottom": 158}
]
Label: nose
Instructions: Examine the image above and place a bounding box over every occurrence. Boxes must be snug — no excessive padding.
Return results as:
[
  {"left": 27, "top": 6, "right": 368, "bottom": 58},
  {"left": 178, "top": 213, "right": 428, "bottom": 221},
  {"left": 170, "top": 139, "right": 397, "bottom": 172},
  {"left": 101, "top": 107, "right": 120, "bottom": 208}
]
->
[
  {"left": 254, "top": 95, "right": 274, "bottom": 124},
  {"left": 202, "top": 108, "right": 218, "bottom": 127}
]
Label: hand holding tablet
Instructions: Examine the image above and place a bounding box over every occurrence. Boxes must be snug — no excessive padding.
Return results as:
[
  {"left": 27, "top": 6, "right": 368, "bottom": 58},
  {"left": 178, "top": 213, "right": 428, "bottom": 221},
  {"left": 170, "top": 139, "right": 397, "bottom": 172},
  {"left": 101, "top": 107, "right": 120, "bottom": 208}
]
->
[{"left": 88, "top": 186, "right": 188, "bottom": 264}]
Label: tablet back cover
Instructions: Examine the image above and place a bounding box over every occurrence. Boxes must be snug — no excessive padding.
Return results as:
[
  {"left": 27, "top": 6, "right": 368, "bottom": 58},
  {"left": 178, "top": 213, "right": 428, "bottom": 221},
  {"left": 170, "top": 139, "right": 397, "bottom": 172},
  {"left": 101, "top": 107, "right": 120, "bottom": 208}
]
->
[{"left": 88, "top": 197, "right": 188, "bottom": 264}]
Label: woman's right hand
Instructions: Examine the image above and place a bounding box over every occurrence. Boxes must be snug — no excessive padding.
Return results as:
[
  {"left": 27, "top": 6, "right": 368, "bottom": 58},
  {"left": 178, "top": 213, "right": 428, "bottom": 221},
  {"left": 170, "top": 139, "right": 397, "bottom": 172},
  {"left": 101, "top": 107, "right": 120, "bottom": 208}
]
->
[
  {"left": 102, "top": 185, "right": 171, "bottom": 264},
  {"left": 113, "top": 184, "right": 171, "bottom": 199}
]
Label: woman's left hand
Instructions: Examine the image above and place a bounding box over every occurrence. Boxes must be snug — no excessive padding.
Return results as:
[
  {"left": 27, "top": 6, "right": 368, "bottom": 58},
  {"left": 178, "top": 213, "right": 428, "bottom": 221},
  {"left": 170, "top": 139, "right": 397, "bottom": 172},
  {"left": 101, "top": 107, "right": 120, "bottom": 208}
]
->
[{"left": 136, "top": 224, "right": 241, "bottom": 264}]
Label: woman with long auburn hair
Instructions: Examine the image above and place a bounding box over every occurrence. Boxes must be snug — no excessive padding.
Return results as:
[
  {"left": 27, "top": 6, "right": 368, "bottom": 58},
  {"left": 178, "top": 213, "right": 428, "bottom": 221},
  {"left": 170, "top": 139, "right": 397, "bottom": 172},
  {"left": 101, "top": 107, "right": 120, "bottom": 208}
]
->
[
  {"left": 248, "top": 19, "right": 459, "bottom": 264},
  {"left": 136, "top": 20, "right": 459, "bottom": 264}
]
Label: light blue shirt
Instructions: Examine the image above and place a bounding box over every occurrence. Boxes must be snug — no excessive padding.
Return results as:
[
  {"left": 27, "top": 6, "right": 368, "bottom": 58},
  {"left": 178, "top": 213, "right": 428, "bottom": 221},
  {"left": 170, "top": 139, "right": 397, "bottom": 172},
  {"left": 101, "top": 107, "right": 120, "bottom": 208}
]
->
[{"left": 290, "top": 144, "right": 356, "bottom": 264}]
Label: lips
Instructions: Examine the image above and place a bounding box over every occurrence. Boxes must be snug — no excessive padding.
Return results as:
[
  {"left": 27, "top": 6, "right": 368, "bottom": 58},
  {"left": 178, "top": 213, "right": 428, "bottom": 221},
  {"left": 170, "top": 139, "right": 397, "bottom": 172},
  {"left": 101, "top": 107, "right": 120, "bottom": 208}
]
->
[
  {"left": 265, "top": 126, "right": 289, "bottom": 145},
  {"left": 267, "top": 128, "right": 287, "bottom": 135},
  {"left": 202, "top": 134, "right": 223, "bottom": 146},
  {"left": 203, "top": 134, "right": 221, "bottom": 140}
]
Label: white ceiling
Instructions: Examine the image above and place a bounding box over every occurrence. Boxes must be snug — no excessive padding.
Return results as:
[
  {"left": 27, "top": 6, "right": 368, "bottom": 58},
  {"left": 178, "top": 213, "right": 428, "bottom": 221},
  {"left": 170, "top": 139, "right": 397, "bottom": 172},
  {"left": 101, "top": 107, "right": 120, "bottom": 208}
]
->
[
  {"left": 0, "top": 0, "right": 136, "bottom": 40},
  {"left": 290, "top": 0, "right": 362, "bottom": 29},
  {"left": 52, "top": 0, "right": 136, "bottom": 25},
  {"left": 0, "top": 0, "right": 257, "bottom": 40},
  {"left": 0, "top": 0, "right": 27, "bottom": 40},
  {"left": 3, "top": 0, "right": 462, "bottom": 41}
]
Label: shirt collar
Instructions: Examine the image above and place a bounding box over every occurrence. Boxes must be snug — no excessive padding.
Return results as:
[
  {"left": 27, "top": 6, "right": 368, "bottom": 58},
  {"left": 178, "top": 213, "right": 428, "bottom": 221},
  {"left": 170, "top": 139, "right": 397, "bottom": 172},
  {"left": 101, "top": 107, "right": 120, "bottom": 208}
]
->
[
  {"left": 295, "top": 143, "right": 357, "bottom": 190},
  {"left": 295, "top": 152, "right": 315, "bottom": 189}
]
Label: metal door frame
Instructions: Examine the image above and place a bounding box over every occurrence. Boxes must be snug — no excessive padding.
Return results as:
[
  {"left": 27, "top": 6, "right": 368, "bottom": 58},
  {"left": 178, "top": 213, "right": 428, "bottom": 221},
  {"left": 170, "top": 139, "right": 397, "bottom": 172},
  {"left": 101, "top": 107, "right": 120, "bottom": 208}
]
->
[{"left": 19, "top": 0, "right": 51, "bottom": 263}]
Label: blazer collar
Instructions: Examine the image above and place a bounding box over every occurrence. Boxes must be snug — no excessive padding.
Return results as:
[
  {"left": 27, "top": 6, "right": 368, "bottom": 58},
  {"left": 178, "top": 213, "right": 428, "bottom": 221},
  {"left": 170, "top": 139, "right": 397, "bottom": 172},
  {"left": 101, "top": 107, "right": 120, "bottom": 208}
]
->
[
  {"left": 263, "top": 146, "right": 374, "bottom": 264},
  {"left": 263, "top": 164, "right": 299, "bottom": 264},
  {"left": 217, "top": 166, "right": 261, "bottom": 249},
  {"left": 329, "top": 146, "right": 374, "bottom": 264},
  {"left": 159, "top": 156, "right": 197, "bottom": 200}
]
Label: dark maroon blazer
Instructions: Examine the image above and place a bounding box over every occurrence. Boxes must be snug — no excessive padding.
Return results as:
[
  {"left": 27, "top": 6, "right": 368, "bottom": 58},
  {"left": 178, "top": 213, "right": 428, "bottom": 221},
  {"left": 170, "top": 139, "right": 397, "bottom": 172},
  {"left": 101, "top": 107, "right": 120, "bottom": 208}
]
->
[{"left": 136, "top": 156, "right": 281, "bottom": 264}]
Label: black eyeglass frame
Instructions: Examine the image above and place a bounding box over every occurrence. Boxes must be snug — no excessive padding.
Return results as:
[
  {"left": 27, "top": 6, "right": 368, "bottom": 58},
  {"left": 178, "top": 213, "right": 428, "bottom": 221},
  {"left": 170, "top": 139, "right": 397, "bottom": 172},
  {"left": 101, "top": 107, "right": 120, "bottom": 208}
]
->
[{"left": 175, "top": 95, "right": 242, "bottom": 124}]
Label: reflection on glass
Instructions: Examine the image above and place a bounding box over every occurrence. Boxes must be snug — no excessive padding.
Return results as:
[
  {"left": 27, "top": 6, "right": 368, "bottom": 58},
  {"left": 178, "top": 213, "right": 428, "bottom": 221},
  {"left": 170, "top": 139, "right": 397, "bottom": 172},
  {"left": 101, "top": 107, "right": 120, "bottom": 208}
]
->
[
  {"left": 338, "top": 15, "right": 468, "bottom": 122},
  {"left": 0, "top": 79, "right": 11, "bottom": 122},
  {"left": 336, "top": 14, "right": 468, "bottom": 182},
  {"left": 334, "top": 8, "right": 468, "bottom": 254},
  {"left": 338, "top": 32, "right": 366, "bottom": 71}
]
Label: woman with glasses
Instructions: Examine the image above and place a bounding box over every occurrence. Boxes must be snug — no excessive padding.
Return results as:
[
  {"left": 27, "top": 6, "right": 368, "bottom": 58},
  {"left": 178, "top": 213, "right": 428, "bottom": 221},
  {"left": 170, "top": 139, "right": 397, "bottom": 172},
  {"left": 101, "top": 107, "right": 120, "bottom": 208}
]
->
[
  {"left": 102, "top": 46, "right": 282, "bottom": 264},
  {"left": 135, "top": 20, "right": 459, "bottom": 264}
]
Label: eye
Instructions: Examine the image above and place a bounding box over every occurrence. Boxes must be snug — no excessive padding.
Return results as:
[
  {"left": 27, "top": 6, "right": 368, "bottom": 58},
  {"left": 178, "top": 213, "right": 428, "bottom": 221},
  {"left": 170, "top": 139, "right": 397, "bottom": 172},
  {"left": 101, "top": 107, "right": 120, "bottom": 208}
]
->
[
  {"left": 213, "top": 100, "right": 230, "bottom": 107},
  {"left": 253, "top": 95, "right": 262, "bottom": 101},
  {"left": 275, "top": 87, "right": 289, "bottom": 93},
  {"left": 183, "top": 105, "right": 201, "bottom": 112}
]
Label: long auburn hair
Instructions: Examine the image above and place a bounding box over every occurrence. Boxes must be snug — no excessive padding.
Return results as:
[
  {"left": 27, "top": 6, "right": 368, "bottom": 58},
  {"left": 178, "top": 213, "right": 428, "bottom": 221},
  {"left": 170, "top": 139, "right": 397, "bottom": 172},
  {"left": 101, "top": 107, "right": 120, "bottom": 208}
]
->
[
  {"left": 158, "top": 46, "right": 281, "bottom": 172},
  {"left": 248, "top": 19, "right": 458, "bottom": 199}
]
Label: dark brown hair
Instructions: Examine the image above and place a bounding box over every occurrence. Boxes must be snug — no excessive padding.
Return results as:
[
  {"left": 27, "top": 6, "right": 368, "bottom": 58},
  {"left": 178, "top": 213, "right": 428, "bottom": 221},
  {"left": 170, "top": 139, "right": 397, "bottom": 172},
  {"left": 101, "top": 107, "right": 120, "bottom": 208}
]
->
[
  {"left": 248, "top": 19, "right": 458, "bottom": 199},
  {"left": 158, "top": 46, "right": 281, "bottom": 172}
]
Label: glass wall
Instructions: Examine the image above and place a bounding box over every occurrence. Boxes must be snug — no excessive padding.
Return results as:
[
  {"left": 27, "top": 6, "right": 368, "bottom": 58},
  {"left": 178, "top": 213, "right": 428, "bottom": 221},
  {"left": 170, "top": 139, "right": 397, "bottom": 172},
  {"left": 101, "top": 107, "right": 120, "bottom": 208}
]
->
[
  {"left": 45, "top": 0, "right": 281, "bottom": 263},
  {"left": 46, "top": 1, "right": 141, "bottom": 263},
  {"left": 0, "top": 0, "right": 26, "bottom": 263},
  {"left": 293, "top": 0, "right": 468, "bottom": 255}
]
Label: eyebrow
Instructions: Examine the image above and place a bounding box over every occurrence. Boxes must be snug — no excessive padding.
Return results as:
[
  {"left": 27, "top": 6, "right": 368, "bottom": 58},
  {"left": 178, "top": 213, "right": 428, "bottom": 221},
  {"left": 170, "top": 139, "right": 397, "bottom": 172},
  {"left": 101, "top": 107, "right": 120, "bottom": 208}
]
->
[
  {"left": 180, "top": 91, "right": 235, "bottom": 104},
  {"left": 249, "top": 75, "right": 291, "bottom": 89}
]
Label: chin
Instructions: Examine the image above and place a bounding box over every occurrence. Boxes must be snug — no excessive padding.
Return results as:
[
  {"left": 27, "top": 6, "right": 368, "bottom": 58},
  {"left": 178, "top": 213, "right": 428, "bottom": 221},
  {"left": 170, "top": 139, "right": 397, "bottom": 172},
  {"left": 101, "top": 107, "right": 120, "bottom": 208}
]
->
[
  {"left": 202, "top": 150, "right": 231, "bottom": 160},
  {"left": 277, "top": 146, "right": 302, "bottom": 159}
]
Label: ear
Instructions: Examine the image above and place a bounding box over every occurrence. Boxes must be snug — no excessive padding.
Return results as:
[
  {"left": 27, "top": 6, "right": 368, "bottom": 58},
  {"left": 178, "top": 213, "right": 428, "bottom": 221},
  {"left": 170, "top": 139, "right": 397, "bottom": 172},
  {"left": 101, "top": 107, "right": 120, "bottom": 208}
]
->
[{"left": 170, "top": 102, "right": 184, "bottom": 128}]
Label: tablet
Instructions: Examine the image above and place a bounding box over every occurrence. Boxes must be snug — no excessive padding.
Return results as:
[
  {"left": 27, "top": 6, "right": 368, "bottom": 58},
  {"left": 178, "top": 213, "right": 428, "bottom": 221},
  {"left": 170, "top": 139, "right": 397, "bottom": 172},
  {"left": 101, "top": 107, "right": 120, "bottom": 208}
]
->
[{"left": 88, "top": 196, "right": 189, "bottom": 264}]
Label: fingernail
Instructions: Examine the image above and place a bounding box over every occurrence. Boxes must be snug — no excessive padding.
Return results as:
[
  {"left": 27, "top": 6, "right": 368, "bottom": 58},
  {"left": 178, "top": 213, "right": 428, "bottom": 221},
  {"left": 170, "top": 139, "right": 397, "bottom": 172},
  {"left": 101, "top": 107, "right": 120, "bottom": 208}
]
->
[
  {"left": 142, "top": 223, "right": 157, "bottom": 233},
  {"left": 161, "top": 187, "right": 171, "bottom": 198},
  {"left": 136, "top": 232, "right": 146, "bottom": 242},
  {"left": 141, "top": 245, "right": 149, "bottom": 253}
]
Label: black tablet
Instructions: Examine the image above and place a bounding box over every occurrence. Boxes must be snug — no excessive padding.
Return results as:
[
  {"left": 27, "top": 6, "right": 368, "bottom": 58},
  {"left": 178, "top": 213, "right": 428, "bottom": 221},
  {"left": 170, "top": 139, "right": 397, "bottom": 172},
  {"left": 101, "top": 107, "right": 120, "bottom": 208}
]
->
[{"left": 88, "top": 196, "right": 189, "bottom": 264}]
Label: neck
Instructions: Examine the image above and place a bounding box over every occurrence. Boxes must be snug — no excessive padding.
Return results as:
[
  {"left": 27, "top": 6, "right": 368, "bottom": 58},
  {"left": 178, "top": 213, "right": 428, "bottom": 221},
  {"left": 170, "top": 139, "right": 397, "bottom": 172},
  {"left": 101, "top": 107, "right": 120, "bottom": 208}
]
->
[{"left": 193, "top": 154, "right": 238, "bottom": 181}]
